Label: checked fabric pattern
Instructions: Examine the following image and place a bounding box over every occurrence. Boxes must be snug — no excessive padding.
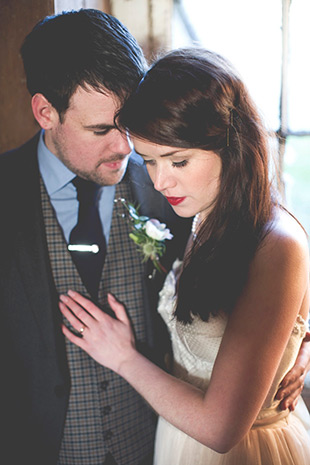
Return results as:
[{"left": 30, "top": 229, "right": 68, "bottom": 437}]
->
[{"left": 40, "top": 176, "right": 157, "bottom": 465}]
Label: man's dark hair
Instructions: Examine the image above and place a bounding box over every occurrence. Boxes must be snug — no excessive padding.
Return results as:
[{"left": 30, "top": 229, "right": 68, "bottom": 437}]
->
[{"left": 20, "top": 9, "right": 147, "bottom": 119}]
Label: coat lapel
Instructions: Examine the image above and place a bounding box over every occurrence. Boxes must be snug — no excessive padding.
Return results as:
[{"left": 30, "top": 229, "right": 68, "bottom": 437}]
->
[{"left": 13, "top": 137, "right": 63, "bottom": 357}]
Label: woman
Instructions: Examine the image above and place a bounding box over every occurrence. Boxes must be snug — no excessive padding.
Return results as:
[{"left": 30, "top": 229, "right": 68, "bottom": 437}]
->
[{"left": 59, "top": 48, "right": 310, "bottom": 464}]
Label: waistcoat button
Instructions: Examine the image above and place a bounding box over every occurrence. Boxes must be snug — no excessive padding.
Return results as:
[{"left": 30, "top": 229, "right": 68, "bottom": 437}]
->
[
  {"left": 100, "top": 380, "right": 110, "bottom": 391},
  {"left": 102, "top": 405, "right": 112, "bottom": 415},
  {"left": 103, "top": 430, "right": 114, "bottom": 440}
]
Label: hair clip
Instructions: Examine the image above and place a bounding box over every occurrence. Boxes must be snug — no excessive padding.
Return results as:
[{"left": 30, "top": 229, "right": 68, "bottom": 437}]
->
[{"left": 226, "top": 109, "right": 234, "bottom": 147}]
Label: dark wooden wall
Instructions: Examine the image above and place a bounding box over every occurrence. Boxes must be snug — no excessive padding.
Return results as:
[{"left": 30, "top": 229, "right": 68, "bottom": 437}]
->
[
  {"left": 0, "top": 0, "right": 54, "bottom": 153},
  {"left": 0, "top": 0, "right": 172, "bottom": 153}
]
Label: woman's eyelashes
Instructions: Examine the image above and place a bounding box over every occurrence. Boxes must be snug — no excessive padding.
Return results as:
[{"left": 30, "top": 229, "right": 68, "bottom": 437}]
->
[
  {"left": 143, "top": 159, "right": 188, "bottom": 168},
  {"left": 143, "top": 159, "right": 155, "bottom": 166},
  {"left": 172, "top": 160, "right": 188, "bottom": 168}
]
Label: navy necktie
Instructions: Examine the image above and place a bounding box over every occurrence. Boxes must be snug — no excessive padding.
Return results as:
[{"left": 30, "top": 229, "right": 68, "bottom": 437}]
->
[{"left": 69, "top": 176, "right": 106, "bottom": 299}]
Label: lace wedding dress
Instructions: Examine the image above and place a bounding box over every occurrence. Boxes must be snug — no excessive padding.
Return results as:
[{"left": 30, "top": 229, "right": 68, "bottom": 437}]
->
[{"left": 154, "top": 260, "right": 310, "bottom": 465}]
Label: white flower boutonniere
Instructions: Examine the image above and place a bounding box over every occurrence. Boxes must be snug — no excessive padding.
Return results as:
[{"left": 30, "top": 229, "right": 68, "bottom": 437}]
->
[{"left": 115, "top": 198, "right": 173, "bottom": 272}]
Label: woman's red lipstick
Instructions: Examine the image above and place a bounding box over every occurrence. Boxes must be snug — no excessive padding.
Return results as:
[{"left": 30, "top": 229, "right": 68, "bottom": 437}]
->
[{"left": 166, "top": 196, "right": 185, "bottom": 206}]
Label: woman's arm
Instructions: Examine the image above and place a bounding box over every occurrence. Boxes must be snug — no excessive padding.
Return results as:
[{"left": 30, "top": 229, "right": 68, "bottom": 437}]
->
[{"left": 60, "top": 217, "right": 309, "bottom": 453}]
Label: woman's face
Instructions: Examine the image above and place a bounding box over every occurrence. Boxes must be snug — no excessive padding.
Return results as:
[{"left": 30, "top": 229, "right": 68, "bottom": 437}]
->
[{"left": 132, "top": 138, "right": 222, "bottom": 220}]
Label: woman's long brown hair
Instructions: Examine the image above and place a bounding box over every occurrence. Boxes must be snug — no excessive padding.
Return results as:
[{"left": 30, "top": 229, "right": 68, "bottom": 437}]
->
[{"left": 119, "top": 48, "right": 276, "bottom": 322}]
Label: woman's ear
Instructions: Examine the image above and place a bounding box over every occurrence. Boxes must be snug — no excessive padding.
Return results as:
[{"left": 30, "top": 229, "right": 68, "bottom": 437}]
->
[{"left": 31, "top": 93, "right": 59, "bottom": 129}]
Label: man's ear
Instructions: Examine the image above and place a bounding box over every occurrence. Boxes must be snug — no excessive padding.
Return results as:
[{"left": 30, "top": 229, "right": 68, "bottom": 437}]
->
[{"left": 31, "top": 93, "right": 59, "bottom": 129}]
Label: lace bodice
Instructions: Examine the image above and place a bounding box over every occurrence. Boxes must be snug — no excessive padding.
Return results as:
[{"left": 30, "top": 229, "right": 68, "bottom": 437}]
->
[{"left": 157, "top": 259, "right": 308, "bottom": 418}]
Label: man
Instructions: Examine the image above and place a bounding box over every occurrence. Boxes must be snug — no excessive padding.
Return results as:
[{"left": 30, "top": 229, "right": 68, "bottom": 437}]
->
[
  {"left": 0, "top": 9, "right": 189, "bottom": 465},
  {"left": 0, "top": 8, "right": 308, "bottom": 465}
]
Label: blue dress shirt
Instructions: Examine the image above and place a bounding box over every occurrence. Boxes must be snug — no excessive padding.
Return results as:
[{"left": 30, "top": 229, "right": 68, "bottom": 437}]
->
[{"left": 37, "top": 130, "right": 115, "bottom": 244}]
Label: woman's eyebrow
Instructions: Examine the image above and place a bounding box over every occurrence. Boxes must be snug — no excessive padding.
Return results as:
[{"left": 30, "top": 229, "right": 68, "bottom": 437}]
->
[{"left": 134, "top": 149, "right": 185, "bottom": 158}]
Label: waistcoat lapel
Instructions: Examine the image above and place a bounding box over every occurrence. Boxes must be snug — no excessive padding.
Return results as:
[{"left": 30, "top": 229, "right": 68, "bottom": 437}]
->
[{"left": 99, "top": 178, "right": 147, "bottom": 342}]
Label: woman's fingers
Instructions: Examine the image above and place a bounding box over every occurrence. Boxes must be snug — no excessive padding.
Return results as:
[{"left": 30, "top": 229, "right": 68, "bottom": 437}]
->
[
  {"left": 59, "top": 291, "right": 130, "bottom": 338},
  {"left": 59, "top": 291, "right": 136, "bottom": 372},
  {"left": 59, "top": 294, "right": 93, "bottom": 328},
  {"left": 58, "top": 300, "right": 88, "bottom": 336},
  {"left": 61, "top": 320, "right": 87, "bottom": 349},
  {"left": 61, "top": 290, "right": 129, "bottom": 327},
  {"left": 276, "top": 364, "right": 305, "bottom": 410},
  {"left": 107, "top": 293, "right": 130, "bottom": 324},
  {"left": 67, "top": 290, "right": 104, "bottom": 320},
  {"left": 304, "top": 331, "right": 310, "bottom": 342}
]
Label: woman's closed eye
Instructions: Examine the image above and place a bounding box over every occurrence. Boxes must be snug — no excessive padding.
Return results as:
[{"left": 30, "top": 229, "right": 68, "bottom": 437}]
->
[
  {"left": 172, "top": 160, "right": 188, "bottom": 168},
  {"left": 143, "top": 159, "right": 188, "bottom": 168},
  {"left": 143, "top": 159, "right": 156, "bottom": 166}
]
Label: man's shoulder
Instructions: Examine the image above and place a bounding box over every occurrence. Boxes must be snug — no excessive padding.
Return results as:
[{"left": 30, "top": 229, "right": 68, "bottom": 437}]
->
[
  {"left": 126, "top": 154, "right": 169, "bottom": 217},
  {"left": 0, "top": 133, "right": 40, "bottom": 165},
  {"left": 127, "top": 150, "right": 151, "bottom": 185},
  {"left": 0, "top": 133, "right": 40, "bottom": 194}
]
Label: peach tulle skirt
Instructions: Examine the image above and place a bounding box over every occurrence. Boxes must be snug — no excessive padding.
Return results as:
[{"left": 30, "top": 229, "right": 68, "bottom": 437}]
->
[{"left": 154, "top": 400, "right": 310, "bottom": 465}]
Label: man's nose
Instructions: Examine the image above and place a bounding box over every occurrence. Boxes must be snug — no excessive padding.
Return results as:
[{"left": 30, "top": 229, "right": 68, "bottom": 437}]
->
[{"left": 110, "top": 130, "right": 132, "bottom": 155}]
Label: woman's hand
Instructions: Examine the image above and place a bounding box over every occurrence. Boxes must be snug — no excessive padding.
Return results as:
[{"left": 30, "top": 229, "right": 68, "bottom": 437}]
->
[{"left": 59, "top": 290, "right": 137, "bottom": 373}]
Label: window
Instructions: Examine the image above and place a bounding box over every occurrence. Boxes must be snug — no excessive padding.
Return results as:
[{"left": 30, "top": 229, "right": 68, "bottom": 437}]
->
[{"left": 173, "top": 0, "right": 310, "bottom": 234}]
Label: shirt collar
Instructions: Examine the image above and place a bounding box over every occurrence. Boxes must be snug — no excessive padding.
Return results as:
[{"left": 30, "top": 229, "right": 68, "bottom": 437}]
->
[{"left": 37, "top": 130, "right": 76, "bottom": 196}]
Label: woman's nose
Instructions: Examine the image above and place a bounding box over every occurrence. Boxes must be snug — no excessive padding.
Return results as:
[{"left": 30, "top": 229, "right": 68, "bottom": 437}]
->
[{"left": 153, "top": 167, "right": 177, "bottom": 192}]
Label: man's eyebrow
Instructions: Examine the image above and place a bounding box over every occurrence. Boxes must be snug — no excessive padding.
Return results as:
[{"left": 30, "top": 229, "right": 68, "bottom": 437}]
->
[
  {"left": 135, "top": 149, "right": 185, "bottom": 158},
  {"left": 83, "top": 123, "right": 115, "bottom": 130}
]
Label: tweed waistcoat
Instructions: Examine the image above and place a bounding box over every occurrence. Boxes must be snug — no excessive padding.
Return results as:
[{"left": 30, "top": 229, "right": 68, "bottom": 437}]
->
[{"left": 40, "top": 175, "right": 156, "bottom": 465}]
